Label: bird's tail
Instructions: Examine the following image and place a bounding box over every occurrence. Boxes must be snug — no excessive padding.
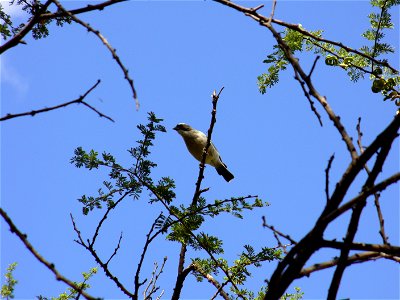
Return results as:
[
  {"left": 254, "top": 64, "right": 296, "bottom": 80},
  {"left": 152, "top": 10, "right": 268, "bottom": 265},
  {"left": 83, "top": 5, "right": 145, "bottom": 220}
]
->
[{"left": 216, "top": 165, "right": 234, "bottom": 182}]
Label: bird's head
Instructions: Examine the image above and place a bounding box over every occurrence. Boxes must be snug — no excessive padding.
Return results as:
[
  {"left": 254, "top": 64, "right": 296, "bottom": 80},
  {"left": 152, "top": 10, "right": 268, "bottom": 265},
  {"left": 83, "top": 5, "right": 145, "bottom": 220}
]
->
[{"left": 173, "top": 123, "right": 193, "bottom": 133}]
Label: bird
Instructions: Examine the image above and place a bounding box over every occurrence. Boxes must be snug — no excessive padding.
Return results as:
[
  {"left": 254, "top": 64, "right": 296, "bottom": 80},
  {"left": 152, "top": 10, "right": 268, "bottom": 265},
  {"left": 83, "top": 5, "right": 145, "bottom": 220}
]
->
[{"left": 173, "top": 123, "right": 234, "bottom": 182}]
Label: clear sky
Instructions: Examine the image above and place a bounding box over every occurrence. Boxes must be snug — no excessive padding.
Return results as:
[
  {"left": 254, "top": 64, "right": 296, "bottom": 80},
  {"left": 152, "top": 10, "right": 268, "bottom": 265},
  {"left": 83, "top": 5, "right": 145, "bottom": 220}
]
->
[{"left": 1, "top": 1, "right": 399, "bottom": 299}]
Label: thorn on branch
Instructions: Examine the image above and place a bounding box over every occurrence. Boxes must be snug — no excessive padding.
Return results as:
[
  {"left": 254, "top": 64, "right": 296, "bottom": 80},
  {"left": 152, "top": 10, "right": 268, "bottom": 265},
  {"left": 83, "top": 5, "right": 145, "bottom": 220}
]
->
[{"left": 325, "top": 154, "right": 335, "bottom": 202}]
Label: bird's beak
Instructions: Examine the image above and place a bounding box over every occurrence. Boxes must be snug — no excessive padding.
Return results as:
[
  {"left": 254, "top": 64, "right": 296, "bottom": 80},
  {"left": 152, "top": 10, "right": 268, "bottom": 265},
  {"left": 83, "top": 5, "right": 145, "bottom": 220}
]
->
[{"left": 173, "top": 126, "right": 178, "bottom": 131}]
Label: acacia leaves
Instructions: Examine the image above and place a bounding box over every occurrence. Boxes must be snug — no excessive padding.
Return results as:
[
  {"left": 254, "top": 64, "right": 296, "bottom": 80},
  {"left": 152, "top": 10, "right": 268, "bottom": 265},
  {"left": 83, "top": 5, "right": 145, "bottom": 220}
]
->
[{"left": 70, "top": 112, "right": 170, "bottom": 215}]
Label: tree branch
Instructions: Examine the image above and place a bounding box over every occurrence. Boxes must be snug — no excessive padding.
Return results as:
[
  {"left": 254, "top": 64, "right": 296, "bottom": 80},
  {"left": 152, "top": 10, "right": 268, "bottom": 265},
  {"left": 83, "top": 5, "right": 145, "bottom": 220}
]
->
[
  {"left": 0, "top": 80, "right": 114, "bottom": 122},
  {"left": 214, "top": 0, "right": 358, "bottom": 160},
  {"left": 134, "top": 214, "right": 165, "bottom": 299},
  {"left": 70, "top": 214, "right": 134, "bottom": 298},
  {"left": 39, "top": 0, "right": 126, "bottom": 20},
  {"left": 356, "top": 117, "right": 389, "bottom": 244},
  {"left": 299, "top": 251, "right": 381, "bottom": 278},
  {"left": 192, "top": 263, "right": 230, "bottom": 300},
  {"left": 52, "top": 0, "right": 139, "bottom": 109},
  {"left": 0, "top": 208, "right": 99, "bottom": 300}
]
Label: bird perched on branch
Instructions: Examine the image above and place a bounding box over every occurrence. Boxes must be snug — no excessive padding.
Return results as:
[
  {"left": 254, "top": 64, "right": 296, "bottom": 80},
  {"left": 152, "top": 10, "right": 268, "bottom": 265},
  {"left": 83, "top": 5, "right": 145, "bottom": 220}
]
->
[{"left": 173, "top": 123, "right": 234, "bottom": 182}]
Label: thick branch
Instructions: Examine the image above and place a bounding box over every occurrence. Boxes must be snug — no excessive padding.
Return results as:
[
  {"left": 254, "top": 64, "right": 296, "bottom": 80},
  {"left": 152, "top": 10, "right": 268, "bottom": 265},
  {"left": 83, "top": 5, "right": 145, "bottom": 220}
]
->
[
  {"left": 0, "top": 0, "right": 53, "bottom": 54},
  {"left": 328, "top": 128, "right": 398, "bottom": 299}
]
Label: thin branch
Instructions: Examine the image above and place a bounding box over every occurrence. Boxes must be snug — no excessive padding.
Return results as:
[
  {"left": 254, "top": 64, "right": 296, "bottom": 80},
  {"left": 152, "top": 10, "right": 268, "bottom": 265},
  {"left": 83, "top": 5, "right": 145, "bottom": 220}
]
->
[
  {"left": 356, "top": 117, "right": 389, "bottom": 244},
  {"left": 308, "top": 55, "right": 320, "bottom": 78},
  {"left": 40, "top": 0, "right": 127, "bottom": 20},
  {"left": 322, "top": 240, "right": 400, "bottom": 256},
  {"left": 143, "top": 257, "right": 167, "bottom": 300},
  {"left": 262, "top": 216, "right": 297, "bottom": 245},
  {"left": 0, "top": 208, "right": 98, "bottom": 300},
  {"left": 293, "top": 69, "right": 323, "bottom": 126},
  {"left": 267, "top": 0, "right": 276, "bottom": 24},
  {"left": 192, "top": 263, "right": 230, "bottom": 300},
  {"left": 90, "top": 188, "right": 132, "bottom": 247},
  {"left": 105, "top": 232, "right": 123, "bottom": 266},
  {"left": 0, "top": 80, "right": 113, "bottom": 122},
  {"left": 325, "top": 154, "right": 335, "bottom": 202},
  {"left": 370, "top": 0, "right": 389, "bottom": 72},
  {"left": 192, "top": 87, "right": 224, "bottom": 204},
  {"left": 0, "top": 0, "right": 53, "bottom": 54},
  {"left": 134, "top": 214, "right": 164, "bottom": 299},
  {"left": 52, "top": 0, "right": 139, "bottom": 109}
]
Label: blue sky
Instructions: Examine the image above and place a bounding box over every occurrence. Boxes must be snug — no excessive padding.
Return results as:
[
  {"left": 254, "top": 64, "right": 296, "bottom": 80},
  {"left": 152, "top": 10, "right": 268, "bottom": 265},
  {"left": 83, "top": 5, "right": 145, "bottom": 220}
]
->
[{"left": 1, "top": 1, "right": 399, "bottom": 299}]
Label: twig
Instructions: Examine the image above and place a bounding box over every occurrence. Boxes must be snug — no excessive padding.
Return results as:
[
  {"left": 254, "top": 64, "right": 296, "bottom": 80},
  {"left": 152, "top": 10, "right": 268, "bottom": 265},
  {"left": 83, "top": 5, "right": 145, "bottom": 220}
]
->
[
  {"left": 0, "top": 80, "right": 112, "bottom": 122},
  {"left": 262, "top": 216, "right": 297, "bottom": 245},
  {"left": 143, "top": 257, "right": 167, "bottom": 300},
  {"left": 267, "top": 0, "right": 276, "bottom": 23},
  {"left": 105, "top": 232, "right": 123, "bottom": 266},
  {"left": 70, "top": 214, "right": 134, "bottom": 298},
  {"left": 308, "top": 55, "right": 320, "bottom": 79},
  {"left": 325, "top": 154, "right": 335, "bottom": 202},
  {"left": 52, "top": 0, "right": 139, "bottom": 109},
  {"left": 370, "top": 0, "right": 389, "bottom": 73},
  {"left": 0, "top": 208, "right": 98, "bottom": 300},
  {"left": 293, "top": 69, "right": 323, "bottom": 126},
  {"left": 40, "top": 0, "right": 127, "bottom": 20}
]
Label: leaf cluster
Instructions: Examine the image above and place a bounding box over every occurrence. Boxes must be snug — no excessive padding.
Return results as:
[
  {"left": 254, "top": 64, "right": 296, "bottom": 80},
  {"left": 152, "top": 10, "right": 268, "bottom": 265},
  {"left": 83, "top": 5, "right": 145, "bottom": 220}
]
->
[
  {"left": 166, "top": 197, "right": 267, "bottom": 251},
  {"left": 257, "top": 26, "right": 323, "bottom": 94},
  {"left": 1, "top": 262, "right": 18, "bottom": 299},
  {"left": 0, "top": 0, "right": 71, "bottom": 41},
  {"left": 70, "top": 112, "right": 173, "bottom": 215},
  {"left": 37, "top": 268, "right": 97, "bottom": 300},
  {"left": 192, "top": 245, "right": 282, "bottom": 299}
]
